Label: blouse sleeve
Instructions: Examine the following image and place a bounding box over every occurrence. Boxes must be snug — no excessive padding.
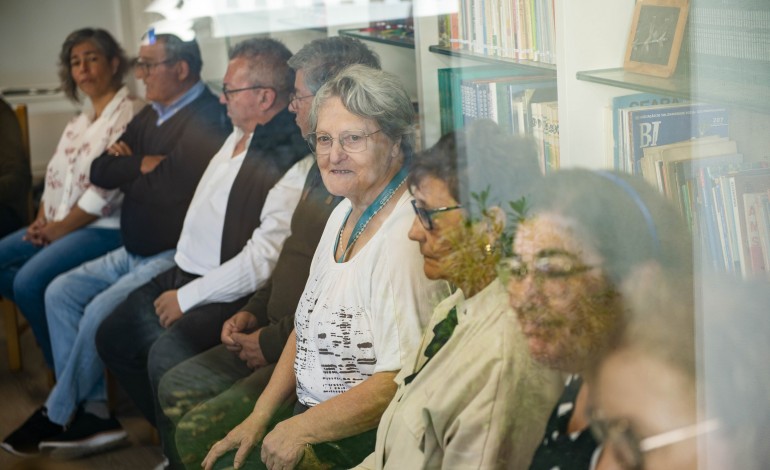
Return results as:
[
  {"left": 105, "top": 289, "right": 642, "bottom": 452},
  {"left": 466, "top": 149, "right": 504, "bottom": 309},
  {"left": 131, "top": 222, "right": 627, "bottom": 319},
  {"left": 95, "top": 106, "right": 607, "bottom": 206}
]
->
[{"left": 76, "top": 95, "right": 138, "bottom": 216}]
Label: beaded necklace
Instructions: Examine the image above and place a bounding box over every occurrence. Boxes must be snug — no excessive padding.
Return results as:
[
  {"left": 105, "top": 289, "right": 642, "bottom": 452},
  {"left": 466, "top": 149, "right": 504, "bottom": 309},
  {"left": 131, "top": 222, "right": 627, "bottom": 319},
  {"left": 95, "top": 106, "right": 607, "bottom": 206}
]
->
[{"left": 333, "top": 165, "right": 409, "bottom": 263}]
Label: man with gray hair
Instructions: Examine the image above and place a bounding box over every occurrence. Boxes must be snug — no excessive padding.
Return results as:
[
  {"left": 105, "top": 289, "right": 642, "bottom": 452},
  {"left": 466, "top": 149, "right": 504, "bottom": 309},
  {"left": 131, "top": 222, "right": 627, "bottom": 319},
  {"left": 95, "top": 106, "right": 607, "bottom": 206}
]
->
[
  {"left": 156, "top": 36, "right": 380, "bottom": 470},
  {"left": 90, "top": 37, "right": 309, "bottom": 463}
]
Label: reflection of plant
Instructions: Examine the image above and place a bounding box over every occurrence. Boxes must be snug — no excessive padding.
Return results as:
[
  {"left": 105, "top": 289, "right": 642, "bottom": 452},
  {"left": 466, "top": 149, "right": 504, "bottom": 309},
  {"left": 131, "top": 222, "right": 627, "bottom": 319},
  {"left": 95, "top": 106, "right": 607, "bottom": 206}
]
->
[
  {"left": 442, "top": 188, "right": 529, "bottom": 296},
  {"left": 633, "top": 15, "right": 672, "bottom": 53}
]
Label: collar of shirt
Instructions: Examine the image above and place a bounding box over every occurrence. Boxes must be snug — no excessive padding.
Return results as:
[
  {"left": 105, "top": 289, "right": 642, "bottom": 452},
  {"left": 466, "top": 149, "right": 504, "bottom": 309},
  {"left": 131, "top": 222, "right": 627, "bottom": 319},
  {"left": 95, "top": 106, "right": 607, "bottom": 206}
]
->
[
  {"left": 151, "top": 80, "right": 205, "bottom": 126},
  {"left": 82, "top": 86, "right": 131, "bottom": 123}
]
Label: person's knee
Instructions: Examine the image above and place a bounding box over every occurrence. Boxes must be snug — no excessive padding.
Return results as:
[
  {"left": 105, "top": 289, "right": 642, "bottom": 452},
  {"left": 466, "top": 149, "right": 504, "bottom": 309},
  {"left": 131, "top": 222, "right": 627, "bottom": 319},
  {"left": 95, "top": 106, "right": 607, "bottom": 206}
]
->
[
  {"left": 12, "top": 263, "right": 44, "bottom": 312},
  {"left": 148, "top": 332, "right": 184, "bottom": 391},
  {"left": 45, "top": 272, "right": 69, "bottom": 306}
]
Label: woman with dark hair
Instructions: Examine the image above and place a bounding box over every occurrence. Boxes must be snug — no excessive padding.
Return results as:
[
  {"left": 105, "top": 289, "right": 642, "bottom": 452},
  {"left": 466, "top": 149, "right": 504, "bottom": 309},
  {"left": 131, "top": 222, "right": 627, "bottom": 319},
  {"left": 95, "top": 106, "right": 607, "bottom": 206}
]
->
[
  {"left": 499, "top": 169, "right": 693, "bottom": 469},
  {"left": 359, "top": 121, "right": 561, "bottom": 469},
  {"left": 0, "top": 28, "right": 140, "bottom": 370}
]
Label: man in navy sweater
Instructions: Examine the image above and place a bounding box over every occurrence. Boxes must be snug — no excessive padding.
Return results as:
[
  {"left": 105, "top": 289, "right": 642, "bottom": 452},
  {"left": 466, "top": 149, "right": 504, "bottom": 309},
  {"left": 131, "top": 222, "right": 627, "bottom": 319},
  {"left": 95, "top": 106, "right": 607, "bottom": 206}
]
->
[{"left": 1, "top": 33, "right": 230, "bottom": 458}]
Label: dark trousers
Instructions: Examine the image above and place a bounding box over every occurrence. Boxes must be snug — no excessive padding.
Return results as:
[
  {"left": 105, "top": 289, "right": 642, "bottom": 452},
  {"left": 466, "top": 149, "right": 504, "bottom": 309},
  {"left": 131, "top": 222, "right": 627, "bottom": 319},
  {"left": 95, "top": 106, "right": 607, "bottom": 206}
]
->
[
  {"left": 95, "top": 266, "right": 249, "bottom": 462},
  {"left": 160, "top": 344, "right": 273, "bottom": 469}
]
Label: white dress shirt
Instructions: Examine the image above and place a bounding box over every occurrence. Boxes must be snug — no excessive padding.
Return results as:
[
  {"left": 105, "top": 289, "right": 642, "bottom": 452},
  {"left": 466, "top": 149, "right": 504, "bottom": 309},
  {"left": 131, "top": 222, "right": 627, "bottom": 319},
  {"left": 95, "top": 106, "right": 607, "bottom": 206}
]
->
[{"left": 174, "top": 130, "right": 313, "bottom": 311}]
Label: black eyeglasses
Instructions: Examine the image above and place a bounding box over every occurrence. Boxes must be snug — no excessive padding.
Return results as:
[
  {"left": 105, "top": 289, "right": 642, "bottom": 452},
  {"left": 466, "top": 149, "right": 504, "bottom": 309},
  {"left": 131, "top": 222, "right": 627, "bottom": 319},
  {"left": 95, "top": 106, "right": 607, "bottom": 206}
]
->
[
  {"left": 289, "top": 92, "right": 314, "bottom": 106},
  {"left": 496, "top": 252, "right": 595, "bottom": 285},
  {"left": 132, "top": 58, "right": 174, "bottom": 74},
  {"left": 411, "top": 200, "right": 462, "bottom": 231},
  {"left": 222, "top": 84, "right": 272, "bottom": 101},
  {"left": 589, "top": 412, "right": 719, "bottom": 470}
]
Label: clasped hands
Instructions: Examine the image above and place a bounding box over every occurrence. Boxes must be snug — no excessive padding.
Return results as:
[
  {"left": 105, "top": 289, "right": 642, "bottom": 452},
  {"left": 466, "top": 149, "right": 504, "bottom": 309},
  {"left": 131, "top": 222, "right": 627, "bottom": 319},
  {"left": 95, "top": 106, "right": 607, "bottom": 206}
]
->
[{"left": 221, "top": 311, "right": 269, "bottom": 369}]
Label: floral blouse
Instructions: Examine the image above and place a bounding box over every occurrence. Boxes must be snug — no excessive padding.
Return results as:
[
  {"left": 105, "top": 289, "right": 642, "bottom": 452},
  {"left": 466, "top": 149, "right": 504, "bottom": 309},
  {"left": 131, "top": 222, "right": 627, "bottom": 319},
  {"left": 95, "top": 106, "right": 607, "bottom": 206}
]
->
[{"left": 41, "top": 86, "right": 140, "bottom": 228}]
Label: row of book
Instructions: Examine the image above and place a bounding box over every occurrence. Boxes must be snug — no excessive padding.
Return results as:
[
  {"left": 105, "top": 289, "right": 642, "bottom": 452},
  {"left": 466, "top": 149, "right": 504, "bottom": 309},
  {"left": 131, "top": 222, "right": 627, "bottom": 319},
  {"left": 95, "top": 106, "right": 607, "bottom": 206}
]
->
[
  {"left": 437, "top": 0, "right": 557, "bottom": 64},
  {"left": 438, "top": 65, "right": 559, "bottom": 173},
  {"left": 613, "top": 92, "right": 770, "bottom": 279},
  {"left": 613, "top": 95, "right": 729, "bottom": 175}
]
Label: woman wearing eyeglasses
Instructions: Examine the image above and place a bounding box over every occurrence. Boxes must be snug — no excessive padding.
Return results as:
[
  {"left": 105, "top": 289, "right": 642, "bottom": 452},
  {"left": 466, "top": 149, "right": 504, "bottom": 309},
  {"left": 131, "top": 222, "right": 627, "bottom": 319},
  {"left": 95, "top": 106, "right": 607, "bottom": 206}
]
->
[
  {"left": 353, "top": 120, "right": 561, "bottom": 469},
  {"left": 500, "top": 169, "right": 692, "bottom": 470},
  {"left": 0, "top": 28, "right": 139, "bottom": 370},
  {"left": 592, "top": 270, "right": 769, "bottom": 470},
  {"left": 201, "top": 65, "right": 445, "bottom": 470}
]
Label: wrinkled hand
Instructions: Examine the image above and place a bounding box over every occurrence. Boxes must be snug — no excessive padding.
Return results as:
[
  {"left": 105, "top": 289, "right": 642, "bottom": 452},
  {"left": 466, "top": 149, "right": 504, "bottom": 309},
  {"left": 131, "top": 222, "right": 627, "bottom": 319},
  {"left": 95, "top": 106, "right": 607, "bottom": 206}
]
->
[
  {"left": 154, "top": 290, "right": 183, "bottom": 328},
  {"left": 202, "top": 413, "right": 269, "bottom": 470},
  {"left": 23, "top": 217, "right": 47, "bottom": 246},
  {"left": 140, "top": 155, "right": 166, "bottom": 174},
  {"left": 221, "top": 311, "right": 258, "bottom": 350},
  {"left": 260, "top": 419, "right": 306, "bottom": 470},
  {"left": 107, "top": 141, "right": 132, "bottom": 156},
  {"left": 232, "top": 329, "right": 268, "bottom": 369}
]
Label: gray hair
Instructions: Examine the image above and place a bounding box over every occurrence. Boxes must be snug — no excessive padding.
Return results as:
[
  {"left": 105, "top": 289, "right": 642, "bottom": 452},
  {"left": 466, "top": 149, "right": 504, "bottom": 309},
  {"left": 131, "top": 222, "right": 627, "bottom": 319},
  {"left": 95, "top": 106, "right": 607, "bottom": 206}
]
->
[
  {"left": 287, "top": 37, "right": 380, "bottom": 93},
  {"left": 156, "top": 34, "right": 203, "bottom": 78},
  {"left": 229, "top": 38, "right": 294, "bottom": 95},
  {"left": 408, "top": 120, "right": 541, "bottom": 220},
  {"left": 58, "top": 28, "right": 129, "bottom": 103},
  {"left": 309, "top": 64, "right": 415, "bottom": 162}
]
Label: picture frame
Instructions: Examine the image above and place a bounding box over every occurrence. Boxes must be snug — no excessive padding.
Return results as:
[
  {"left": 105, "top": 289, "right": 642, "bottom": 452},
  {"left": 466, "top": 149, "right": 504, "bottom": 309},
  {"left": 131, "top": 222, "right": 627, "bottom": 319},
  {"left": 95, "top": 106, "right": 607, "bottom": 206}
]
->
[{"left": 624, "top": 0, "right": 690, "bottom": 78}]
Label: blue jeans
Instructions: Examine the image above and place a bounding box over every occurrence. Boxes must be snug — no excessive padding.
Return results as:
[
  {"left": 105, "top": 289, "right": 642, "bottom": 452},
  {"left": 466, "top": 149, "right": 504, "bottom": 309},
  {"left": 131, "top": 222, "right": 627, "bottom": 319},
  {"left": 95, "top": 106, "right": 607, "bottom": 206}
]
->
[
  {"left": 43, "top": 246, "right": 176, "bottom": 426},
  {"left": 0, "top": 226, "right": 123, "bottom": 367}
]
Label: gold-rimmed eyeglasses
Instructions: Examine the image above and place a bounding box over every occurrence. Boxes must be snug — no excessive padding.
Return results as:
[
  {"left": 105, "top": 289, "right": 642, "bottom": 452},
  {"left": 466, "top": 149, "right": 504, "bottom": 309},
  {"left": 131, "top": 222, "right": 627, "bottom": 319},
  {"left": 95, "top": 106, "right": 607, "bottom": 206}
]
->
[{"left": 305, "top": 129, "right": 382, "bottom": 155}]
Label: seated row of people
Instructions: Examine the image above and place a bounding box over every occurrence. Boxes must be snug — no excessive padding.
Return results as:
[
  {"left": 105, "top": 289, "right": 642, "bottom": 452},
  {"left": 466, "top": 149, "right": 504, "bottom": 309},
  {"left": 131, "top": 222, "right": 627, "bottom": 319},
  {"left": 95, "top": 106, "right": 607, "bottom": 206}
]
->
[{"left": 1, "top": 26, "right": 767, "bottom": 470}]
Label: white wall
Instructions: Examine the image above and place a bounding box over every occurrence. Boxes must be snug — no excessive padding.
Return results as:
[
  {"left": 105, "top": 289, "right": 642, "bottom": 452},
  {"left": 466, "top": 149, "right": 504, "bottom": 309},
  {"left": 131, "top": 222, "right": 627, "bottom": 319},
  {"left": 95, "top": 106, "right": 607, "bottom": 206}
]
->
[
  {"left": 554, "top": 0, "right": 636, "bottom": 169},
  {"left": 0, "top": 0, "right": 126, "bottom": 88},
  {"left": 0, "top": 0, "right": 130, "bottom": 177}
]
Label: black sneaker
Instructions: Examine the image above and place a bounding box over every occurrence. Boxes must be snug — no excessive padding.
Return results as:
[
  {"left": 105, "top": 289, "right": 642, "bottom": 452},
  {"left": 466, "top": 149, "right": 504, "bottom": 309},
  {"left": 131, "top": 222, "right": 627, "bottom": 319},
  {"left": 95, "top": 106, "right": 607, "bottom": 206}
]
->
[
  {"left": 39, "top": 409, "right": 127, "bottom": 459},
  {"left": 1, "top": 407, "right": 64, "bottom": 457}
]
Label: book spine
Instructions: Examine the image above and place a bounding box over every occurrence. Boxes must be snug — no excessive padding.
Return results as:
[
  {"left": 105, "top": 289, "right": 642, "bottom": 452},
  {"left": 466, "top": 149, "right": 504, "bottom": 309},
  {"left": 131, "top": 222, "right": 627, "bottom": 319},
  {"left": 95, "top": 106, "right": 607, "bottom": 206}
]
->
[
  {"left": 450, "top": 12, "right": 461, "bottom": 50},
  {"left": 759, "top": 193, "right": 770, "bottom": 278},
  {"left": 729, "top": 176, "right": 749, "bottom": 277},
  {"left": 744, "top": 193, "right": 768, "bottom": 276}
]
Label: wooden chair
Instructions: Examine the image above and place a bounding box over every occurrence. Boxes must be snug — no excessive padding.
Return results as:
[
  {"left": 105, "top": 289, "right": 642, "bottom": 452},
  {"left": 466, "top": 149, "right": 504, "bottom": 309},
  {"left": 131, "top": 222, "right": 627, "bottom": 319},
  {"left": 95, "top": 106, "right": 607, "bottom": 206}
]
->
[{"left": 3, "top": 104, "right": 32, "bottom": 372}]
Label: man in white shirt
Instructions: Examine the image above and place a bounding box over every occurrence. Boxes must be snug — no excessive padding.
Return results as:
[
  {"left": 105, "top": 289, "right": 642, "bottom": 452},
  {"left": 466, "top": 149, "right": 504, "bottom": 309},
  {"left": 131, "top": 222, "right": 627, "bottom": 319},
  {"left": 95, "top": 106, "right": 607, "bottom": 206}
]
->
[{"left": 89, "top": 37, "right": 310, "bottom": 460}]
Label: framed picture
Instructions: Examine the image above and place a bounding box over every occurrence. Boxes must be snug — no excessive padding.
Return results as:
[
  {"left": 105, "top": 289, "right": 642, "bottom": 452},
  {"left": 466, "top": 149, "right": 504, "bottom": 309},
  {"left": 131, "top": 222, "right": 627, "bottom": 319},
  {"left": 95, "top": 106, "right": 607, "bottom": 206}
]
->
[{"left": 624, "top": 0, "right": 690, "bottom": 78}]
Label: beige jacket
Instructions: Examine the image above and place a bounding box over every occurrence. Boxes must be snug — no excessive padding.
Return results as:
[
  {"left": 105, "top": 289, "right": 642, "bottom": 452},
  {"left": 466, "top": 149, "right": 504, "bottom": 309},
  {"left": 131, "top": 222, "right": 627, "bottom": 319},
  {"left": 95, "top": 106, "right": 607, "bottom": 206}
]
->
[{"left": 357, "top": 279, "right": 562, "bottom": 470}]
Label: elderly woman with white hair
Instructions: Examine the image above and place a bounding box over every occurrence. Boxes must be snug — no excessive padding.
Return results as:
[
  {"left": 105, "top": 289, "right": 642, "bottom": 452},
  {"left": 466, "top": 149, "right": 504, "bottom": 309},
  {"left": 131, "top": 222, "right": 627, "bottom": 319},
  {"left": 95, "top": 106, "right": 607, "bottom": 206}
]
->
[{"left": 201, "top": 65, "right": 446, "bottom": 470}]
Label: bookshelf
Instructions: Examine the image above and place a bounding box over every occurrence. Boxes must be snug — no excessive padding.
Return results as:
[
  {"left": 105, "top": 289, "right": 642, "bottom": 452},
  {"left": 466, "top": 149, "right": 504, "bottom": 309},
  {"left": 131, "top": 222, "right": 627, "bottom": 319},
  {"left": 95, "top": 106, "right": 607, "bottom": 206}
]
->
[
  {"left": 428, "top": 45, "right": 557, "bottom": 72},
  {"left": 576, "top": 68, "right": 770, "bottom": 114},
  {"left": 339, "top": 28, "right": 415, "bottom": 49}
]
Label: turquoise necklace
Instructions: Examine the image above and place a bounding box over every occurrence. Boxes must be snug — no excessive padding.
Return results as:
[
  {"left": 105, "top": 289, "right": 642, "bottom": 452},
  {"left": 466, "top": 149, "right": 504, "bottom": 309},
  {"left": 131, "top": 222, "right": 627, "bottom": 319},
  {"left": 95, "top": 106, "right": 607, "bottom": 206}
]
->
[{"left": 334, "top": 165, "right": 409, "bottom": 263}]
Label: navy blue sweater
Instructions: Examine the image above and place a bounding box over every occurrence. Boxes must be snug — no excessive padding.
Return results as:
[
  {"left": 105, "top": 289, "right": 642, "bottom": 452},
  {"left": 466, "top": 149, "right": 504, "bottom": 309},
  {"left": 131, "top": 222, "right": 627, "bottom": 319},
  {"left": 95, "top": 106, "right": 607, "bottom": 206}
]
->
[{"left": 91, "top": 87, "right": 231, "bottom": 257}]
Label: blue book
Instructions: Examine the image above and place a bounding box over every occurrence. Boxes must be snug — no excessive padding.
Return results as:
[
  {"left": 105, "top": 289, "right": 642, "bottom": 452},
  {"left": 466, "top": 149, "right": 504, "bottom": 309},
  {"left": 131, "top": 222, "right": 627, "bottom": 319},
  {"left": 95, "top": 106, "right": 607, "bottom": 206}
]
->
[
  {"left": 628, "top": 103, "right": 729, "bottom": 175},
  {"left": 612, "top": 93, "right": 688, "bottom": 172}
]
